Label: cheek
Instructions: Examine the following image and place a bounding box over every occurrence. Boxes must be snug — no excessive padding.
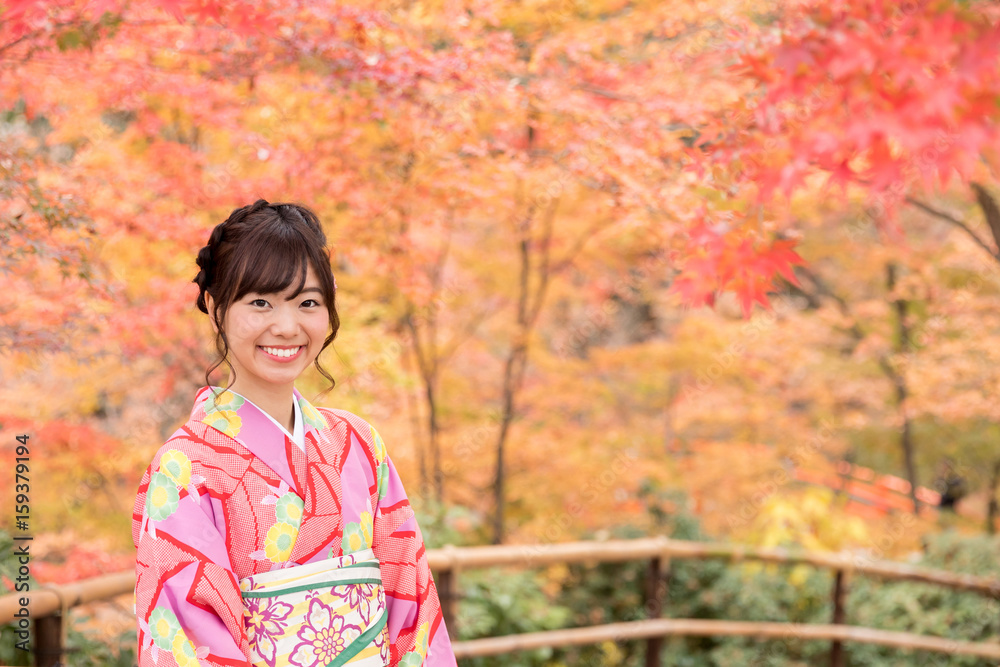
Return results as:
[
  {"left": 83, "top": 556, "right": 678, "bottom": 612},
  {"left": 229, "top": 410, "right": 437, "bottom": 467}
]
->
[
  {"left": 228, "top": 312, "right": 268, "bottom": 341},
  {"left": 310, "top": 314, "right": 331, "bottom": 337},
  {"left": 308, "top": 324, "right": 329, "bottom": 344}
]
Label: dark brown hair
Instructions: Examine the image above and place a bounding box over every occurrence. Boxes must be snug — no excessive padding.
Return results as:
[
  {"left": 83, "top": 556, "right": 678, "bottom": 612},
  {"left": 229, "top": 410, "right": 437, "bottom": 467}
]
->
[{"left": 192, "top": 199, "right": 339, "bottom": 398}]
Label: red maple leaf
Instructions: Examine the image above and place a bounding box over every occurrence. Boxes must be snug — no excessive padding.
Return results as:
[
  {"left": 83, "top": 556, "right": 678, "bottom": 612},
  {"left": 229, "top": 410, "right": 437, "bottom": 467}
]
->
[
  {"left": 823, "top": 159, "right": 855, "bottom": 198},
  {"left": 152, "top": 0, "right": 185, "bottom": 22},
  {"left": 672, "top": 230, "right": 806, "bottom": 317}
]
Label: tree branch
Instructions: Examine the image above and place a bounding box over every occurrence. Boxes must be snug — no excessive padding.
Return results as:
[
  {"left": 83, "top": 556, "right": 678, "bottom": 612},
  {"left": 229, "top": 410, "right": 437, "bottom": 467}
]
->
[
  {"left": 905, "top": 195, "right": 1000, "bottom": 262},
  {"left": 971, "top": 182, "right": 1000, "bottom": 255}
]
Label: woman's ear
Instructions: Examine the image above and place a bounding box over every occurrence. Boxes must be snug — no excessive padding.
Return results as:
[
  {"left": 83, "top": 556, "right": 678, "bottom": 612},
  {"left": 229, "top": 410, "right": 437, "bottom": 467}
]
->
[{"left": 205, "top": 293, "right": 219, "bottom": 334}]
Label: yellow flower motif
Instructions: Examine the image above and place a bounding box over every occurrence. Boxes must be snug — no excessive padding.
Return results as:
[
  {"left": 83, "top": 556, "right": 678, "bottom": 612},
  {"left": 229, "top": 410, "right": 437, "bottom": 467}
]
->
[
  {"left": 265, "top": 521, "right": 298, "bottom": 562},
  {"left": 300, "top": 400, "right": 328, "bottom": 429},
  {"left": 415, "top": 620, "right": 430, "bottom": 656},
  {"left": 360, "top": 511, "right": 373, "bottom": 547},
  {"left": 151, "top": 487, "right": 169, "bottom": 508},
  {"left": 148, "top": 606, "right": 180, "bottom": 649},
  {"left": 345, "top": 530, "right": 364, "bottom": 554},
  {"left": 215, "top": 390, "right": 236, "bottom": 405},
  {"left": 147, "top": 472, "right": 179, "bottom": 521},
  {"left": 159, "top": 449, "right": 192, "bottom": 487},
  {"left": 204, "top": 388, "right": 244, "bottom": 414},
  {"left": 202, "top": 410, "right": 242, "bottom": 438},
  {"left": 369, "top": 426, "right": 387, "bottom": 464},
  {"left": 171, "top": 629, "right": 200, "bottom": 667}
]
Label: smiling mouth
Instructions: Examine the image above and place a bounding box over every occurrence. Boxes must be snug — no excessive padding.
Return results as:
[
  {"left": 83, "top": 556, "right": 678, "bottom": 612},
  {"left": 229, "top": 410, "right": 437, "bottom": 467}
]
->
[{"left": 259, "top": 346, "right": 303, "bottom": 358}]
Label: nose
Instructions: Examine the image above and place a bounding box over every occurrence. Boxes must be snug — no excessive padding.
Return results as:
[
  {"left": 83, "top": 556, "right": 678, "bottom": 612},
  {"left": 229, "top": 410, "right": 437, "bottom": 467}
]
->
[{"left": 269, "top": 303, "right": 300, "bottom": 337}]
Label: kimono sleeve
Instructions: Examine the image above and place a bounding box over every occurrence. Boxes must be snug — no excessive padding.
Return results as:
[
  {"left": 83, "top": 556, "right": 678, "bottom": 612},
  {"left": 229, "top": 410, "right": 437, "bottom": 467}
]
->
[
  {"left": 132, "top": 448, "right": 251, "bottom": 667},
  {"left": 367, "top": 426, "right": 458, "bottom": 667}
]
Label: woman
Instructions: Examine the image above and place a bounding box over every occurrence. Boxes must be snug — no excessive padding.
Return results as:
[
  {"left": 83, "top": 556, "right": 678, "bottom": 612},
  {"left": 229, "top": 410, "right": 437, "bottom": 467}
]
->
[{"left": 132, "top": 200, "right": 457, "bottom": 667}]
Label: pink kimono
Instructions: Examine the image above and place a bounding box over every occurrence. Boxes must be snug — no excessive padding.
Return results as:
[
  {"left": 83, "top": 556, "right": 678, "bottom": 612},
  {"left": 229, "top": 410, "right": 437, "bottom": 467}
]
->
[{"left": 131, "top": 386, "right": 457, "bottom": 667}]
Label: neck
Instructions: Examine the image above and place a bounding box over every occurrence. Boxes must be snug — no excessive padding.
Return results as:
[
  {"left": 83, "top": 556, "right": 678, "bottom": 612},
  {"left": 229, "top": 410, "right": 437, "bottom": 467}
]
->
[{"left": 224, "top": 379, "right": 296, "bottom": 434}]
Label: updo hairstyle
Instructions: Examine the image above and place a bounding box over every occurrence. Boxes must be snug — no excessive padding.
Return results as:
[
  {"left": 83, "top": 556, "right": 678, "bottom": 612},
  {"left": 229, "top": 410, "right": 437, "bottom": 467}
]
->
[{"left": 192, "top": 199, "right": 340, "bottom": 396}]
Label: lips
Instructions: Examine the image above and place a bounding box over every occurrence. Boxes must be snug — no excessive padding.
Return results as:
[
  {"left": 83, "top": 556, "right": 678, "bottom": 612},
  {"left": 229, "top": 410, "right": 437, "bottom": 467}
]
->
[{"left": 258, "top": 346, "right": 303, "bottom": 360}]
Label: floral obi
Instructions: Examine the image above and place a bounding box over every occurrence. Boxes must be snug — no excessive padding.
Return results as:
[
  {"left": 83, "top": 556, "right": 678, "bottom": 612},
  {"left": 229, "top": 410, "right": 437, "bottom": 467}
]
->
[{"left": 239, "top": 548, "right": 390, "bottom": 667}]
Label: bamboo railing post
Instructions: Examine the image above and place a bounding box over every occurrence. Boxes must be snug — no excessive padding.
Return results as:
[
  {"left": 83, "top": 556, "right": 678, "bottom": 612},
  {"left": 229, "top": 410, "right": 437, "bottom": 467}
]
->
[
  {"left": 439, "top": 568, "right": 456, "bottom": 638},
  {"left": 35, "top": 612, "right": 62, "bottom": 667},
  {"left": 644, "top": 556, "right": 664, "bottom": 667},
  {"left": 830, "top": 569, "right": 847, "bottom": 667},
  {"left": 438, "top": 544, "right": 458, "bottom": 639}
]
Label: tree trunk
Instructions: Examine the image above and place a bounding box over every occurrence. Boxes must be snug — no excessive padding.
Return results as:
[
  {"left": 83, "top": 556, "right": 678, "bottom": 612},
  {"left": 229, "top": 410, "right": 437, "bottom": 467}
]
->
[
  {"left": 793, "top": 266, "right": 921, "bottom": 512},
  {"left": 424, "top": 374, "right": 442, "bottom": 503},
  {"left": 400, "top": 219, "right": 455, "bottom": 505},
  {"left": 491, "top": 349, "right": 521, "bottom": 545},
  {"left": 490, "top": 176, "right": 559, "bottom": 544},
  {"left": 898, "top": 409, "right": 919, "bottom": 515},
  {"left": 887, "top": 262, "right": 921, "bottom": 515},
  {"left": 491, "top": 69, "right": 547, "bottom": 544},
  {"left": 401, "top": 343, "right": 430, "bottom": 499},
  {"left": 491, "top": 223, "right": 534, "bottom": 544},
  {"left": 663, "top": 375, "right": 679, "bottom": 456},
  {"left": 971, "top": 182, "right": 1000, "bottom": 252},
  {"left": 987, "top": 460, "right": 1000, "bottom": 534},
  {"left": 404, "top": 313, "right": 443, "bottom": 504}
]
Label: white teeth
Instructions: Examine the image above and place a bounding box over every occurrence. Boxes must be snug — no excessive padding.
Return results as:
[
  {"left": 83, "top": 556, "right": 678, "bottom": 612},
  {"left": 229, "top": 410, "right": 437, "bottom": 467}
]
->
[{"left": 261, "top": 346, "right": 301, "bottom": 358}]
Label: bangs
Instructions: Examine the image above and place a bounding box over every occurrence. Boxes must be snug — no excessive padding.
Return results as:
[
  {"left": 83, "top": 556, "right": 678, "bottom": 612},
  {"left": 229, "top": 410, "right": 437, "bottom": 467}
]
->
[{"left": 230, "top": 225, "right": 311, "bottom": 299}]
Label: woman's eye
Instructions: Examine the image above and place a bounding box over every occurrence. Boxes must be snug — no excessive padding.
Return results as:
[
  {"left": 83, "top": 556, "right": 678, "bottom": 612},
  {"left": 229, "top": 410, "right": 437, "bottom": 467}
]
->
[
  {"left": 302, "top": 299, "right": 322, "bottom": 308},
  {"left": 251, "top": 299, "right": 269, "bottom": 307}
]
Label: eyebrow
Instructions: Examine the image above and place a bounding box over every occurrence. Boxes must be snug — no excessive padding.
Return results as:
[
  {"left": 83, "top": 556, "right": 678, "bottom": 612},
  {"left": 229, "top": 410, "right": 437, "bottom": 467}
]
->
[
  {"left": 285, "top": 287, "right": 324, "bottom": 300},
  {"left": 246, "top": 286, "right": 324, "bottom": 299}
]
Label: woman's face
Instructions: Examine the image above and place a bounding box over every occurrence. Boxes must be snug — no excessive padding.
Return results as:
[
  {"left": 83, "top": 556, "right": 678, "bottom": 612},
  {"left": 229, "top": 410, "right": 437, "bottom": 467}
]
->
[{"left": 212, "top": 261, "right": 330, "bottom": 396}]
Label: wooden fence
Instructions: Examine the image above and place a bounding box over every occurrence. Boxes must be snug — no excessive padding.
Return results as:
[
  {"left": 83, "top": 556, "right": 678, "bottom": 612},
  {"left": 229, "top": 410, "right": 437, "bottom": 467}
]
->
[{"left": 4, "top": 536, "right": 1000, "bottom": 665}]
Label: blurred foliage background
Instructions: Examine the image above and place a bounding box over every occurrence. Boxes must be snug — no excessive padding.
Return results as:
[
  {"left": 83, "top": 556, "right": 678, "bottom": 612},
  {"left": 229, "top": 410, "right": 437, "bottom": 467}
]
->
[{"left": 5, "top": 0, "right": 1000, "bottom": 664}]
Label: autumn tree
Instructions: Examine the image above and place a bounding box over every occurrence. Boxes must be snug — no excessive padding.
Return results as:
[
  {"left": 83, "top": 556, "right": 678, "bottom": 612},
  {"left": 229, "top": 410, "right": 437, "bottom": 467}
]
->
[{"left": 683, "top": 0, "right": 1000, "bottom": 513}]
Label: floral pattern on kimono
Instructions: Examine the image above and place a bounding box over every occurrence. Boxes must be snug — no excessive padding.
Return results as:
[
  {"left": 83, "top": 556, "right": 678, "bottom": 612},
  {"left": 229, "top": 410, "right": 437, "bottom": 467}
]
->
[{"left": 132, "top": 386, "right": 456, "bottom": 666}]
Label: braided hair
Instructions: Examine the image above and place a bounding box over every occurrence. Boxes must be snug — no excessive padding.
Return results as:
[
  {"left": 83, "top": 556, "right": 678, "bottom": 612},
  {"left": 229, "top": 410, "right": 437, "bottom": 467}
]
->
[{"left": 192, "top": 199, "right": 340, "bottom": 398}]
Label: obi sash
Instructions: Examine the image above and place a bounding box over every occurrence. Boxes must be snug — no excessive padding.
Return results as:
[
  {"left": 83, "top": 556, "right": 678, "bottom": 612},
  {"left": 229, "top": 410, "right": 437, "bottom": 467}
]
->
[{"left": 239, "top": 548, "right": 389, "bottom": 667}]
